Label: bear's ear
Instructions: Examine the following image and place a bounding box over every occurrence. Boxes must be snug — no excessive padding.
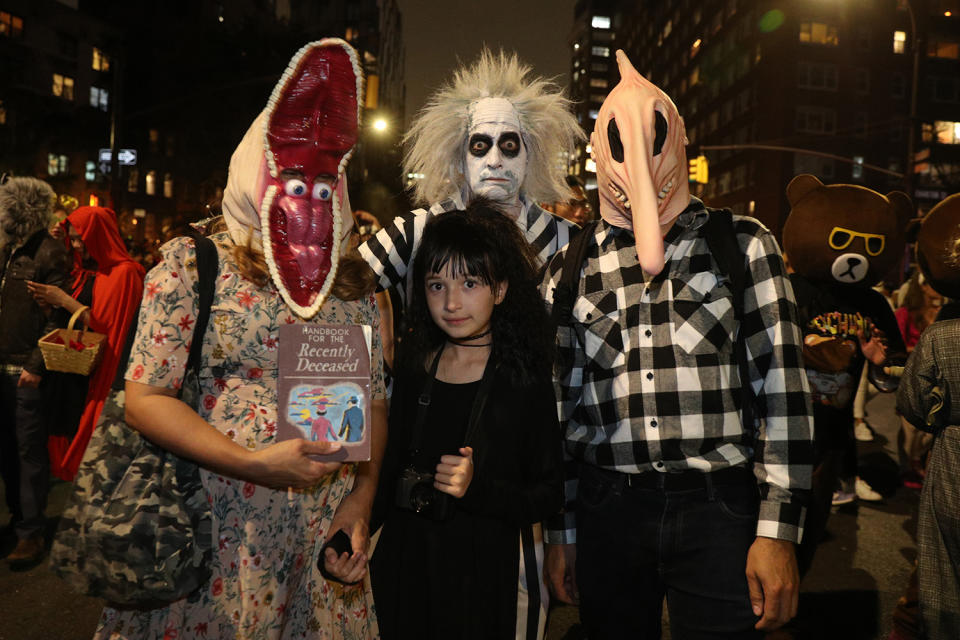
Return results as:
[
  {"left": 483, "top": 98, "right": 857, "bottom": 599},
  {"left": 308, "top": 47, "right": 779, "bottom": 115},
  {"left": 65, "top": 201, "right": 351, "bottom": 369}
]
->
[
  {"left": 786, "top": 174, "right": 823, "bottom": 206},
  {"left": 886, "top": 190, "right": 914, "bottom": 230}
]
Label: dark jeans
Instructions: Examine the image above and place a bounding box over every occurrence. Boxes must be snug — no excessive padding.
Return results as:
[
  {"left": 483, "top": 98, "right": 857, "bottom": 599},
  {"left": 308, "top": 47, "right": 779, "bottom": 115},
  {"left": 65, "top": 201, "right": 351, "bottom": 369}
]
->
[
  {"left": 575, "top": 464, "right": 762, "bottom": 640},
  {"left": 0, "top": 372, "right": 48, "bottom": 539}
]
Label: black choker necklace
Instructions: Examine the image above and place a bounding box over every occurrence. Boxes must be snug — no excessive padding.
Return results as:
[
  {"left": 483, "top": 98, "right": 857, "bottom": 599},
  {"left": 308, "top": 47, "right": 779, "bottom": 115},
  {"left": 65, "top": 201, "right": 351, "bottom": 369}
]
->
[
  {"left": 448, "top": 341, "right": 492, "bottom": 348},
  {"left": 448, "top": 329, "right": 491, "bottom": 347}
]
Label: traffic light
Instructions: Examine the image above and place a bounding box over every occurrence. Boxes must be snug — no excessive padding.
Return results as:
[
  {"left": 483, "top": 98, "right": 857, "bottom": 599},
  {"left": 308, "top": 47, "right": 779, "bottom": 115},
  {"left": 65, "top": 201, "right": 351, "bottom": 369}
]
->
[{"left": 688, "top": 155, "right": 709, "bottom": 184}]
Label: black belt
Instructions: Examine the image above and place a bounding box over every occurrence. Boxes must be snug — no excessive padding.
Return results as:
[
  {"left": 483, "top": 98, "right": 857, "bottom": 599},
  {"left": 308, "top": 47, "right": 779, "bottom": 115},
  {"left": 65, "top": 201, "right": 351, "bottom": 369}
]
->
[{"left": 586, "top": 464, "right": 753, "bottom": 490}]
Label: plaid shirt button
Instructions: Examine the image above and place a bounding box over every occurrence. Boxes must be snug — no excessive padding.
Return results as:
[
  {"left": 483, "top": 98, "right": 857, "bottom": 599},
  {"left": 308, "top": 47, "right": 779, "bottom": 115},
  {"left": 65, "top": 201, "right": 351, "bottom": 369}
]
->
[{"left": 646, "top": 372, "right": 654, "bottom": 380}]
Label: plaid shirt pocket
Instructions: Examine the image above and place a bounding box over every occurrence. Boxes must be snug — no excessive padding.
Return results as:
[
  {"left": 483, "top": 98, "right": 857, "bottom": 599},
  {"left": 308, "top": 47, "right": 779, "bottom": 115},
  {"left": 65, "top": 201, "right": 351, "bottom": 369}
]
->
[
  {"left": 671, "top": 271, "right": 736, "bottom": 357},
  {"left": 573, "top": 290, "right": 625, "bottom": 372}
]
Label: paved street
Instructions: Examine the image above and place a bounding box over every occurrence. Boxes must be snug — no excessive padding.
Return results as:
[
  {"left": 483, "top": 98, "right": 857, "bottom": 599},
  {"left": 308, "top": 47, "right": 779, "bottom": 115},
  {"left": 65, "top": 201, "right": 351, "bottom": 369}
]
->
[{"left": 1, "top": 391, "right": 919, "bottom": 639}]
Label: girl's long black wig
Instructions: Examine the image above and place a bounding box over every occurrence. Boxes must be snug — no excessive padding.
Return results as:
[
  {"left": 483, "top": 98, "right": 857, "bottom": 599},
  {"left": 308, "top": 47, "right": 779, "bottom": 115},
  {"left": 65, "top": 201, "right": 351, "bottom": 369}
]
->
[{"left": 400, "top": 200, "right": 553, "bottom": 386}]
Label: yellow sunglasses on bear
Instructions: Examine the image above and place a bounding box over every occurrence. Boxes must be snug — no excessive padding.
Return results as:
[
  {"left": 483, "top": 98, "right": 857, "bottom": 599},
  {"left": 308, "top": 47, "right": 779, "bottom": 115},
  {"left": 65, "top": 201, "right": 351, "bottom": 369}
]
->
[{"left": 828, "top": 227, "right": 885, "bottom": 256}]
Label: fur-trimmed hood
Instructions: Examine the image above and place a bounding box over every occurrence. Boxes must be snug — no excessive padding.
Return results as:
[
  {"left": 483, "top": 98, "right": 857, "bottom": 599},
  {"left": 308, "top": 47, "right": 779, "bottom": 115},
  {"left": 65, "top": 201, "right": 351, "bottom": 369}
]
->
[{"left": 0, "top": 177, "right": 56, "bottom": 243}]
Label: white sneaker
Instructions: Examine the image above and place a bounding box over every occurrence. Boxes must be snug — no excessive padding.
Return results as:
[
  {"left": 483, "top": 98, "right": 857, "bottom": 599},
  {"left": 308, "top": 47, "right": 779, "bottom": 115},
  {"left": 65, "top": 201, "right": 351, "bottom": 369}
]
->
[
  {"left": 854, "top": 420, "right": 873, "bottom": 442},
  {"left": 855, "top": 477, "right": 882, "bottom": 502},
  {"left": 832, "top": 490, "right": 856, "bottom": 506}
]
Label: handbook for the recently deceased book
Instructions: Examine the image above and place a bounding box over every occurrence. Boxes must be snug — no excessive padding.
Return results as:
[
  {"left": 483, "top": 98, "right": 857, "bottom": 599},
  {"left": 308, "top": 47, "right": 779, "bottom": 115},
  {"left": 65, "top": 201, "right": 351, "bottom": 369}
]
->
[{"left": 277, "top": 323, "right": 373, "bottom": 462}]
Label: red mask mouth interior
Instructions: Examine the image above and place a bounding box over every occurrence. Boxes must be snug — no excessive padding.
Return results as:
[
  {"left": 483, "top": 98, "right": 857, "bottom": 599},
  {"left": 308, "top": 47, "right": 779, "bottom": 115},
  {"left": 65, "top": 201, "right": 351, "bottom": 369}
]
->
[{"left": 263, "top": 41, "right": 360, "bottom": 314}]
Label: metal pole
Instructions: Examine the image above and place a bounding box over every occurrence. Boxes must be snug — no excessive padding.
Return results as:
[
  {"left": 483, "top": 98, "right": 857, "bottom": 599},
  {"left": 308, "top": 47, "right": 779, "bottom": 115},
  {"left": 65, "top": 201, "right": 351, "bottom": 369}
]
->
[
  {"left": 109, "top": 54, "right": 123, "bottom": 212},
  {"left": 904, "top": 0, "right": 920, "bottom": 203}
]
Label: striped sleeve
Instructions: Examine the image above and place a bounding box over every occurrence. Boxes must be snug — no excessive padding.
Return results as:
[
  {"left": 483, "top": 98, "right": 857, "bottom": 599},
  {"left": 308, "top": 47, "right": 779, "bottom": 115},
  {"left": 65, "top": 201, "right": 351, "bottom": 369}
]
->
[{"left": 357, "top": 209, "right": 428, "bottom": 294}]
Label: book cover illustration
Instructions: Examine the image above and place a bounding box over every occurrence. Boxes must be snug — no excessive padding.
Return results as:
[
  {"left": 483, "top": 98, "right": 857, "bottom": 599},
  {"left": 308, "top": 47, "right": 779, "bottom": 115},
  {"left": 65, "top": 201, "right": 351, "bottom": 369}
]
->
[{"left": 277, "top": 323, "right": 372, "bottom": 462}]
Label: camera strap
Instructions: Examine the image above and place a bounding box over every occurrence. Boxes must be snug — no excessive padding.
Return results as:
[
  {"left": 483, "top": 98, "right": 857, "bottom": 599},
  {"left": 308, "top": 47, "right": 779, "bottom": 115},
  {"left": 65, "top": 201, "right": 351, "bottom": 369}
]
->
[{"left": 408, "top": 343, "right": 497, "bottom": 459}]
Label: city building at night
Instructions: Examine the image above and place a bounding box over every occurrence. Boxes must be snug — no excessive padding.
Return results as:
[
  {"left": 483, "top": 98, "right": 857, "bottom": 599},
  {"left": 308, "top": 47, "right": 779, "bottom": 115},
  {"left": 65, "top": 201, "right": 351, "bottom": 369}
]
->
[
  {"left": 0, "top": 0, "right": 118, "bottom": 211},
  {"left": 1, "top": 0, "right": 405, "bottom": 250},
  {"left": 567, "top": 0, "right": 960, "bottom": 239}
]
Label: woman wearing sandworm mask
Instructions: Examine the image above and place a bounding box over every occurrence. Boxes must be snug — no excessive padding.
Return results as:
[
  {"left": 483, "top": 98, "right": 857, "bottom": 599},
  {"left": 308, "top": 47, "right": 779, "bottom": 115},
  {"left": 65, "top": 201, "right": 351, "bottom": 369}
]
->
[{"left": 94, "top": 40, "right": 385, "bottom": 640}]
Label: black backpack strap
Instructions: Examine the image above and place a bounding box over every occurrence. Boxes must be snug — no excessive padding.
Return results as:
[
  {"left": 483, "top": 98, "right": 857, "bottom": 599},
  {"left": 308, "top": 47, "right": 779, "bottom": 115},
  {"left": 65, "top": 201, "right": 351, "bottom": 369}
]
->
[
  {"left": 185, "top": 235, "right": 220, "bottom": 377},
  {"left": 112, "top": 235, "right": 220, "bottom": 390},
  {"left": 551, "top": 220, "right": 599, "bottom": 330},
  {"left": 702, "top": 209, "right": 756, "bottom": 433}
]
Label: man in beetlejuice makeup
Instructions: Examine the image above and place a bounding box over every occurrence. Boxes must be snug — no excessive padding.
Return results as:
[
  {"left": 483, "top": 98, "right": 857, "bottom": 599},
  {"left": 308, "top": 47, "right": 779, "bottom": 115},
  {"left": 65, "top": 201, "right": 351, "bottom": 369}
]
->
[
  {"left": 359, "top": 49, "right": 584, "bottom": 305},
  {"left": 358, "top": 49, "right": 583, "bottom": 640},
  {"left": 541, "top": 51, "right": 815, "bottom": 637}
]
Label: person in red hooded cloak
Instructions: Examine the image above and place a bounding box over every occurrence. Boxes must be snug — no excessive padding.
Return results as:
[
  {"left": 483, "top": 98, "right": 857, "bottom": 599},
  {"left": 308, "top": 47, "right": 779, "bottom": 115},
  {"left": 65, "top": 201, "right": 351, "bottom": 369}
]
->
[{"left": 27, "top": 205, "right": 145, "bottom": 480}]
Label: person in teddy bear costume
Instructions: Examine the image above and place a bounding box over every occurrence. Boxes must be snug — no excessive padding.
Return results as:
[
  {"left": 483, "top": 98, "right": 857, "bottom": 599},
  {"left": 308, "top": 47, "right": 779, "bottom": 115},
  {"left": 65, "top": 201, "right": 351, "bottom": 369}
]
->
[
  {"left": 894, "top": 192, "right": 960, "bottom": 640},
  {"left": 782, "top": 174, "right": 910, "bottom": 576}
]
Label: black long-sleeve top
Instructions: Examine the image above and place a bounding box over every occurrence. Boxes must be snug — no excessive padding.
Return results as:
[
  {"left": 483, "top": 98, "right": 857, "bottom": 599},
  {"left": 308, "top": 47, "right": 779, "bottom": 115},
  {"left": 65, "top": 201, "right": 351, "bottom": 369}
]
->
[{"left": 371, "top": 366, "right": 563, "bottom": 640}]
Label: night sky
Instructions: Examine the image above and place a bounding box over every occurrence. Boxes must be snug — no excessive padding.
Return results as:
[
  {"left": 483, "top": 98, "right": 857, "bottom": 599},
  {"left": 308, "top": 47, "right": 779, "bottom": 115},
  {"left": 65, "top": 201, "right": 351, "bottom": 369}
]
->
[{"left": 395, "top": 0, "right": 578, "bottom": 126}]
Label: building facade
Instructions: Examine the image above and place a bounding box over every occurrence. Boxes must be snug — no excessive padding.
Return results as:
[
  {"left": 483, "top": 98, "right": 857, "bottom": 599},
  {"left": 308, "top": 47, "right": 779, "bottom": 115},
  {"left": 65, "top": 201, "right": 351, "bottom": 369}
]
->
[{"left": 568, "top": 0, "right": 959, "bottom": 239}]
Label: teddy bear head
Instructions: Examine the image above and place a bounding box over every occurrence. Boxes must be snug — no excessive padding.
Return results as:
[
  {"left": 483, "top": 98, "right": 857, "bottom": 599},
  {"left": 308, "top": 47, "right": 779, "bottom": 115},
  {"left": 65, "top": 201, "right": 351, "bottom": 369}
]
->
[{"left": 783, "top": 174, "right": 912, "bottom": 286}]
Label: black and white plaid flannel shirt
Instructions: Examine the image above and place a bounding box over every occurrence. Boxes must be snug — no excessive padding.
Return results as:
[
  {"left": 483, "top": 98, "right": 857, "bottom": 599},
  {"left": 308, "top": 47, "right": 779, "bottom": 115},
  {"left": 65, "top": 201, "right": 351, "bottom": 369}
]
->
[
  {"left": 541, "top": 199, "right": 814, "bottom": 545},
  {"left": 358, "top": 195, "right": 576, "bottom": 302}
]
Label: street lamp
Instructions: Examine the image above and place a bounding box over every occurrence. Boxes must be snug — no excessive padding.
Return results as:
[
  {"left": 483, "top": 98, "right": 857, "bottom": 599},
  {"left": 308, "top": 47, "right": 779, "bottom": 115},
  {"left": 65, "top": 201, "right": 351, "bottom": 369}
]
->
[{"left": 372, "top": 118, "right": 388, "bottom": 133}]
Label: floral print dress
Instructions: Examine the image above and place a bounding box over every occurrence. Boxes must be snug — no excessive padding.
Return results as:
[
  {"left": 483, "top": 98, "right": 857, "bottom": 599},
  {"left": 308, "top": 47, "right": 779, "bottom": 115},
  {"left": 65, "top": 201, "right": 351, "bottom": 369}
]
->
[{"left": 95, "top": 233, "right": 383, "bottom": 640}]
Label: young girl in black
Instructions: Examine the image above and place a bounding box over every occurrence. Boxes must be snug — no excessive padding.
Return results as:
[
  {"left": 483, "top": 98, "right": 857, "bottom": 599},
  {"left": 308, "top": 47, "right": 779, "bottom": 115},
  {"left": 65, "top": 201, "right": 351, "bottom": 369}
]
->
[{"left": 371, "top": 202, "right": 563, "bottom": 639}]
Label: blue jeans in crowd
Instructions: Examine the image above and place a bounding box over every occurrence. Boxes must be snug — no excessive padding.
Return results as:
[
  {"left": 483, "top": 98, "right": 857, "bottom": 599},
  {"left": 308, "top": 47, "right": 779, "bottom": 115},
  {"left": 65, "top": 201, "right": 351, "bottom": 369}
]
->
[{"left": 575, "top": 463, "right": 763, "bottom": 640}]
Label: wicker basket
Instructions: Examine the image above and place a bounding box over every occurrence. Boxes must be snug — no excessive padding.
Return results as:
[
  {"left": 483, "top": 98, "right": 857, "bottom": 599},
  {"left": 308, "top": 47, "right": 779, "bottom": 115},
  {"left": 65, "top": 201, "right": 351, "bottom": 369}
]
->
[{"left": 38, "top": 306, "right": 106, "bottom": 375}]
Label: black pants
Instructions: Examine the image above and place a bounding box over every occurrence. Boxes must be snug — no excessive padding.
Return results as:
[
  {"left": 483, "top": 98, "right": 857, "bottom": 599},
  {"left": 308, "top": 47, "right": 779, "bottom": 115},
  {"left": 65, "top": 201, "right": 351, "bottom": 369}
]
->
[
  {"left": 575, "top": 464, "right": 763, "bottom": 640},
  {"left": 0, "top": 372, "right": 48, "bottom": 539}
]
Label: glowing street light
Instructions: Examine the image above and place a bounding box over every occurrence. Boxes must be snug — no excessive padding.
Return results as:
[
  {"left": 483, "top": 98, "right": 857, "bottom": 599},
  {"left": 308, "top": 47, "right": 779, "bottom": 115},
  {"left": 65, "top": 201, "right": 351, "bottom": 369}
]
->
[{"left": 372, "top": 118, "right": 388, "bottom": 132}]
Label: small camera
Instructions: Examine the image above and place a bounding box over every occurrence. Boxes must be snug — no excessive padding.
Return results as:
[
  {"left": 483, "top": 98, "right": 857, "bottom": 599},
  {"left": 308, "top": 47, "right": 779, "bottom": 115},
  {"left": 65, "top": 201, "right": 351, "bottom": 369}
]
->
[{"left": 395, "top": 466, "right": 450, "bottom": 520}]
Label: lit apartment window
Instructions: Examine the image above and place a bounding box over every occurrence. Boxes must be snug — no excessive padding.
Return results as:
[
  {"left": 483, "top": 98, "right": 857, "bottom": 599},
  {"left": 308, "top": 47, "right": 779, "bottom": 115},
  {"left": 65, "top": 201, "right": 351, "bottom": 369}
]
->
[
  {"left": 163, "top": 173, "right": 173, "bottom": 198},
  {"left": 90, "top": 87, "right": 109, "bottom": 111},
  {"left": 149, "top": 129, "right": 160, "bottom": 153},
  {"left": 590, "top": 93, "right": 606, "bottom": 103},
  {"left": 797, "top": 61, "right": 838, "bottom": 90},
  {"left": 85, "top": 161, "right": 96, "bottom": 181},
  {"left": 52, "top": 74, "right": 75, "bottom": 101},
  {"left": 128, "top": 168, "right": 139, "bottom": 192},
  {"left": 344, "top": 27, "right": 358, "bottom": 42},
  {"left": 934, "top": 120, "right": 960, "bottom": 144},
  {"left": 145, "top": 170, "right": 157, "bottom": 196},
  {"left": 0, "top": 11, "right": 23, "bottom": 38},
  {"left": 591, "top": 62, "right": 608, "bottom": 72},
  {"left": 48, "top": 153, "right": 69, "bottom": 176},
  {"left": 928, "top": 38, "right": 960, "bottom": 59},
  {"left": 92, "top": 47, "right": 110, "bottom": 71},
  {"left": 588, "top": 109, "right": 599, "bottom": 120},
  {"left": 800, "top": 22, "right": 839, "bottom": 46},
  {"left": 852, "top": 156, "right": 864, "bottom": 179},
  {"left": 0, "top": 100, "right": 6, "bottom": 125},
  {"left": 894, "top": 31, "right": 906, "bottom": 54},
  {"left": 591, "top": 15, "right": 610, "bottom": 29},
  {"left": 796, "top": 106, "right": 837, "bottom": 134},
  {"left": 589, "top": 78, "right": 608, "bottom": 88},
  {"left": 591, "top": 46, "right": 610, "bottom": 58}
]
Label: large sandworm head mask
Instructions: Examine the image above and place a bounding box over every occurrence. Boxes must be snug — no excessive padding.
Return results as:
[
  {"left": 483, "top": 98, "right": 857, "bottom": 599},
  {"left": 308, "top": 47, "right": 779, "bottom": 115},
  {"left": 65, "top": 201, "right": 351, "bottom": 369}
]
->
[
  {"left": 592, "top": 50, "right": 690, "bottom": 276},
  {"left": 259, "top": 39, "right": 362, "bottom": 318}
]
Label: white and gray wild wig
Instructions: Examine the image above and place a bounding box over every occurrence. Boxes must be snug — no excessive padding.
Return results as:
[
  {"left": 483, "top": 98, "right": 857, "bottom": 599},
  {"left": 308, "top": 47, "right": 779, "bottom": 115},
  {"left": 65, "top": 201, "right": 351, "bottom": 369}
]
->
[{"left": 403, "top": 49, "right": 585, "bottom": 206}]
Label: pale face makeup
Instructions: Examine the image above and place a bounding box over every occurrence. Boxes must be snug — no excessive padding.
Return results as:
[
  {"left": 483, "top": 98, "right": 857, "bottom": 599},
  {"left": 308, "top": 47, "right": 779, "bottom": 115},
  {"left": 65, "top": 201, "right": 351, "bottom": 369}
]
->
[{"left": 464, "top": 97, "right": 527, "bottom": 205}]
